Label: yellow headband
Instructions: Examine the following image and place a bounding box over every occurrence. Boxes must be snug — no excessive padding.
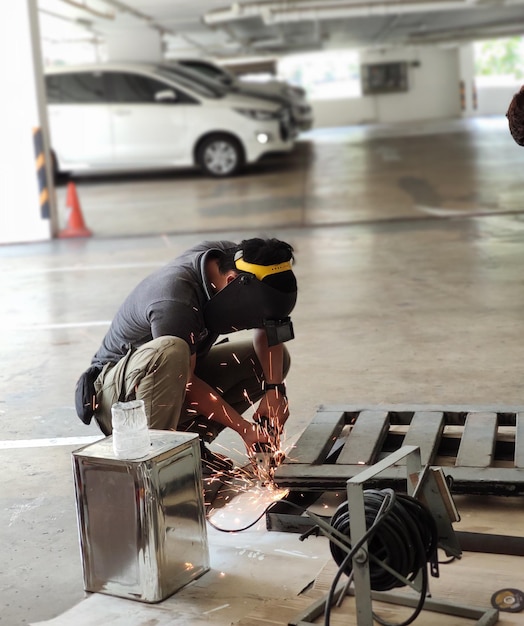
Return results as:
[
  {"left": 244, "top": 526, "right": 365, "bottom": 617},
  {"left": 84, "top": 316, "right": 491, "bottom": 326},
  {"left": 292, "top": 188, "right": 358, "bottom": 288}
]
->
[{"left": 235, "top": 257, "right": 293, "bottom": 281}]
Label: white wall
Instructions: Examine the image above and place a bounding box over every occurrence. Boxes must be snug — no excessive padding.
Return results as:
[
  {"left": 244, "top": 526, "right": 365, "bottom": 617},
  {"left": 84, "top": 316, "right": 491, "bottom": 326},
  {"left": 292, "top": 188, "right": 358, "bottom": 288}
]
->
[
  {"left": 311, "top": 46, "right": 462, "bottom": 128},
  {"left": 476, "top": 84, "right": 521, "bottom": 116},
  {"left": 0, "top": 1, "right": 55, "bottom": 244}
]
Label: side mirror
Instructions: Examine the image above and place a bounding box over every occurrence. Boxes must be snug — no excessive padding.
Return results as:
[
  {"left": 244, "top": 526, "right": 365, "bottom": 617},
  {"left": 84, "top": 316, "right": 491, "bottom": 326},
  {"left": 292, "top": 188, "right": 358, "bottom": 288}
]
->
[{"left": 155, "top": 89, "right": 176, "bottom": 102}]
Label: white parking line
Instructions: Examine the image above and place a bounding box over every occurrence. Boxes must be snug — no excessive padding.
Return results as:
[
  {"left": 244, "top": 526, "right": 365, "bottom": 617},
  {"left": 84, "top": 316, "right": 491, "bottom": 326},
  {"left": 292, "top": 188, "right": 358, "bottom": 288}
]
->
[
  {"left": 0, "top": 436, "right": 104, "bottom": 450},
  {"left": 7, "top": 262, "right": 162, "bottom": 275},
  {"left": 11, "top": 321, "right": 111, "bottom": 330}
]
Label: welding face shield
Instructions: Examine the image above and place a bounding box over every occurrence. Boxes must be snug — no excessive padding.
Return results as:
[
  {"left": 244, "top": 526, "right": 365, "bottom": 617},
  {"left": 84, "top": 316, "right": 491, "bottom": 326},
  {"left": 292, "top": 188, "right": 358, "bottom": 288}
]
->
[{"left": 203, "top": 253, "right": 297, "bottom": 346}]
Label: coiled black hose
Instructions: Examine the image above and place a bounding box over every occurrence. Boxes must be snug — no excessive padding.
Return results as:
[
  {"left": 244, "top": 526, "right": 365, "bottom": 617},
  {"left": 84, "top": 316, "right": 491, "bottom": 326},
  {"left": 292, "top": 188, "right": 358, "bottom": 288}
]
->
[{"left": 326, "top": 488, "right": 438, "bottom": 626}]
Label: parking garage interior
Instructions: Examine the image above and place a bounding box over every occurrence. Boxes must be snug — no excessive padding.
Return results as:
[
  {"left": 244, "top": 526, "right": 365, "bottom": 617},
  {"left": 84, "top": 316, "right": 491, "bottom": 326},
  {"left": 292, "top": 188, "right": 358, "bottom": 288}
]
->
[{"left": 2, "top": 2, "right": 524, "bottom": 625}]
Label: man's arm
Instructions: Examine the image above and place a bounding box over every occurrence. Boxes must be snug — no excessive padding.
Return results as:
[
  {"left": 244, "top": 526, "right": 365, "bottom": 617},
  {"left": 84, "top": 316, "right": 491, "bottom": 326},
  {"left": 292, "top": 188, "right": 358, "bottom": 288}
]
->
[
  {"left": 252, "top": 328, "right": 289, "bottom": 438},
  {"left": 185, "top": 354, "right": 269, "bottom": 450}
]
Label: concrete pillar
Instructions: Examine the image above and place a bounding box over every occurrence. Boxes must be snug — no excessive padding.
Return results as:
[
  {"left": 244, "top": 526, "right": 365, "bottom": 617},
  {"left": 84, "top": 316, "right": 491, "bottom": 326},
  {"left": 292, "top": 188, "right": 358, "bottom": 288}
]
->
[
  {"left": 105, "top": 28, "right": 163, "bottom": 63},
  {"left": 0, "top": 0, "right": 56, "bottom": 243},
  {"left": 458, "top": 43, "right": 477, "bottom": 117}
]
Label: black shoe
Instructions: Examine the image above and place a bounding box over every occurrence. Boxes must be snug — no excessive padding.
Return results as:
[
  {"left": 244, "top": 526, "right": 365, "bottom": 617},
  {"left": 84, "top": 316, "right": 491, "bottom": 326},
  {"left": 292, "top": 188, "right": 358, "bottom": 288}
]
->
[{"left": 200, "top": 441, "right": 234, "bottom": 476}]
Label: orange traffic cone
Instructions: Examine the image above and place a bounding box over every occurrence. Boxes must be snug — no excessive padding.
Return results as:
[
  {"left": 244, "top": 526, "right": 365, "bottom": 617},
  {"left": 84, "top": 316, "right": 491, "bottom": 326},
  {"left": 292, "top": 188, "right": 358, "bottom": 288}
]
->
[{"left": 59, "top": 182, "right": 92, "bottom": 238}]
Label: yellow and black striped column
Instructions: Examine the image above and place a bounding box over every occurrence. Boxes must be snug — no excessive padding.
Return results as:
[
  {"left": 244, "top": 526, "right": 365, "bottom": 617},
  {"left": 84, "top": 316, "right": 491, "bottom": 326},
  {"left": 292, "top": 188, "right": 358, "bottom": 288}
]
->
[{"left": 33, "top": 126, "right": 50, "bottom": 219}]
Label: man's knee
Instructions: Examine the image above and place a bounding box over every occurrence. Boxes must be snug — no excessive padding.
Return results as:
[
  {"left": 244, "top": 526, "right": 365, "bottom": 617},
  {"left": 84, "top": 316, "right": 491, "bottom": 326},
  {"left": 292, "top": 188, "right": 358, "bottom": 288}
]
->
[
  {"left": 141, "top": 336, "right": 191, "bottom": 376},
  {"left": 145, "top": 335, "right": 190, "bottom": 359}
]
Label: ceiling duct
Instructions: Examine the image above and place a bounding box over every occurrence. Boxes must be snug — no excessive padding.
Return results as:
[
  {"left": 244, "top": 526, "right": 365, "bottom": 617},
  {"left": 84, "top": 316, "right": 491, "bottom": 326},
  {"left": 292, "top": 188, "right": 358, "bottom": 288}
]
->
[
  {"left": 203, "top": 0, "right": 479, "bottom": 26},
  {"left": 57, "top": 0, "right": 115, "bottom": 19}
]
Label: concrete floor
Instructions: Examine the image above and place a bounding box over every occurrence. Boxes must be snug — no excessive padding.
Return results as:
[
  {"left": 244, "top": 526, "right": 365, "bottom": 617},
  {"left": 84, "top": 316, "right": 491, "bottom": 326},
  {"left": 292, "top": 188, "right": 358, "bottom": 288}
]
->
[{"left": 2, "top": 117, "right": 524, "bottom": 625}]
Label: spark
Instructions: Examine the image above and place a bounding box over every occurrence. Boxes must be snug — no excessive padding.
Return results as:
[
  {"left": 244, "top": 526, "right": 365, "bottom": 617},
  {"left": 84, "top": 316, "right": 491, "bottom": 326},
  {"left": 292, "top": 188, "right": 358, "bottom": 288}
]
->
[
  {"left": 232, "top": 352, "right": 240, "bottom": 364},
  {"left": 209, "top": 392, "right": 218, "bottom": 401},
  {"left": 242, "top": 388, "right": 254, "bottom": 407},
  {"left": 221, "top": 406, "right": 234, "bottom": 423}
]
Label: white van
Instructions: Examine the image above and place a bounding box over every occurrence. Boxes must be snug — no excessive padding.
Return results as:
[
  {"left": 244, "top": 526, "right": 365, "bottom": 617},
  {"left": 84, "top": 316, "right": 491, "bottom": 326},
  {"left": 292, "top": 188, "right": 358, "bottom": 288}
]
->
[{"left": 44, "top": 63, "right": 295, "bottom": 177}]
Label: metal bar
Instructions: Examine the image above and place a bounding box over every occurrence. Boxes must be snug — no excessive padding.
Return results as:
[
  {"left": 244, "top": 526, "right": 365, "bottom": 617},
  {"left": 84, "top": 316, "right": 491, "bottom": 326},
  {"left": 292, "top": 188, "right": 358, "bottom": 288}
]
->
[
  {"left": 288, "top": 440, "right": 499, "bottom": 626},
  {"left": 347, "top": 480, "right": 373, "bottom": 626},
  {"left": 516, "top": 412, "right": 524, "bottom": 468},
  {"left": 400, "top": 411, "right": 445, "bottom": 465},
  {"left": 456, "top": 412, "right": 498, "bottom": 467},
  {"left": 337, "top": 410, "right": 389, "bottom": 465},
  {"left": 345, "top": 446, "right": 422, "bottom": 626},
  {"left": 457, "top": 530, "right": 524, "bottom": 556},
  {"left": 274, "top": 463, "right": 524, "bottom": 495},
  {"left": 286, "top": 410, "right": 346, "bottom": 465},
  {"left": 345, "top": 445, "right": 420, "bottom": 484},
  {"left": 371, "top": 590, "right": 499, "bottom": 624},
  {"left": 290, "top": 588, "right": 499, "bottom": 626},
  {"left": 318, "top": 403, "right": 524, "bottom": 418}
]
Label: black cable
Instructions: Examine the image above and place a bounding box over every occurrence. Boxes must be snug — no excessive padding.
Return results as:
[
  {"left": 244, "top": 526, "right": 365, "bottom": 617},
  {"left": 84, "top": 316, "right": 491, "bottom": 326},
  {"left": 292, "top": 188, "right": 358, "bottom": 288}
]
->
[
  {"left": 206, "top": 487, "right": 440, "bottom": 626},
  {"left": 324, "top": 489, "right": 397, "bottom": 626},
  {"left": 206, "top": 501, "right": 278, "bottom": 533},
  {"left": 327, "top": 488, "right": 438, "bottom": 626}
]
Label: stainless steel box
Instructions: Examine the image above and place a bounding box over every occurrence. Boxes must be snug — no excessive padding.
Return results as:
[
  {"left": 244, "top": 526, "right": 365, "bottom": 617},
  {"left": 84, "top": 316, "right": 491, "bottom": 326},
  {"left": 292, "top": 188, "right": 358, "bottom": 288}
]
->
[{"left": 72, "top": 431, "right": 209, "bottom": 603}]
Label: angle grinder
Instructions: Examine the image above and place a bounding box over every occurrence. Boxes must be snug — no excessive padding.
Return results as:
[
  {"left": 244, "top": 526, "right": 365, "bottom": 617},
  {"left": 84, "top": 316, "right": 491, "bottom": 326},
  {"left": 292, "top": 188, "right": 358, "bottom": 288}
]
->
[{"left": 251, "top": 416, "right": 285, "bottom": 483}]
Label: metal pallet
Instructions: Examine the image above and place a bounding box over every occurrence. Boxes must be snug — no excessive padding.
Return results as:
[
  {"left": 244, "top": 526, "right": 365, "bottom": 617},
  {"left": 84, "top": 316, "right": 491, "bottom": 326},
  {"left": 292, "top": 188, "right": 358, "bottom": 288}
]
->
[{"left": 274, "top": 404, "right": 524, "bottom": 496}]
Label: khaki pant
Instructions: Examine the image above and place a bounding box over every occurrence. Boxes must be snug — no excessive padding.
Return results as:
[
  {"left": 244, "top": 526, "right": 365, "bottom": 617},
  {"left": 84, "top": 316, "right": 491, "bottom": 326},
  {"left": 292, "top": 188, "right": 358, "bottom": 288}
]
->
[{"left": 94, "top": 336, "right": 290, "bottom": 441}]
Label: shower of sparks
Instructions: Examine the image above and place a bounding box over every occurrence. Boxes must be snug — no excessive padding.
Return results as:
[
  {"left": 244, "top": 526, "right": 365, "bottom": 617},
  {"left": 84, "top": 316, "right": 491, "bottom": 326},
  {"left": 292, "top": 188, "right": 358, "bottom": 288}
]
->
[
  {"left": 207, "top": 477, "right": 290, "bottom": 530},
  {"left": 203, "top": 431, "right": 297, "bottom": 515},
  {"left": 198, "top": 354, "right": 296, "bottom": 516}
]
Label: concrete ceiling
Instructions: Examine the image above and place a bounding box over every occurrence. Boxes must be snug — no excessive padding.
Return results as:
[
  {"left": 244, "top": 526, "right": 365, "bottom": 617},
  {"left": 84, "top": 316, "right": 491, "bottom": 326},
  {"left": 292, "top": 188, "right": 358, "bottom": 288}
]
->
[{"left": 38, "top": 0, "right": 524, "bottom": 60}]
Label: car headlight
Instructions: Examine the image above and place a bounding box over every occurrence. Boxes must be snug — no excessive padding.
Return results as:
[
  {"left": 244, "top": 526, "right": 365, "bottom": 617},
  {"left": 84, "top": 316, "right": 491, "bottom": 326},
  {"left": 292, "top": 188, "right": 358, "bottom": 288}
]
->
[{"left": 235, "top": 108, "right": 279, "bottom": 121}]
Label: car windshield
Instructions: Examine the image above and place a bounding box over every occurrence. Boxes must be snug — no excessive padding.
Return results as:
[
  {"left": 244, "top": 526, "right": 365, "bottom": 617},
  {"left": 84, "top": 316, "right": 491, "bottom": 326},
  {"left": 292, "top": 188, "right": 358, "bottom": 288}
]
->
[
  {"left": 181, "top": 61, "right": 231, "bottom": 81},
  {"left": 155, "top": 64, "right": 227, "bottom": 99}
]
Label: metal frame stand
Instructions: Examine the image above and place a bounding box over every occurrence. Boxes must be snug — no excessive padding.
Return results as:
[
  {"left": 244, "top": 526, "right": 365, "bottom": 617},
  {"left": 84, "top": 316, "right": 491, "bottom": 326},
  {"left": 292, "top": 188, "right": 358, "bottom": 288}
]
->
[{"left": 289, "top": 445, "right": 499, "bottom": 626}]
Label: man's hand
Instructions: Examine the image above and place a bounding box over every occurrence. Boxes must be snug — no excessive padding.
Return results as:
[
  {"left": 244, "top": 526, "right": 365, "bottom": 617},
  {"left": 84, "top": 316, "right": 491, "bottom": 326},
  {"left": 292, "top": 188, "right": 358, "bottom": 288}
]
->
[
  {"left": 240, "top": 420, "right": 270, "bottom": 451},
  {"left": 253, "top": 389, "right": 289, "bottom": 448}
]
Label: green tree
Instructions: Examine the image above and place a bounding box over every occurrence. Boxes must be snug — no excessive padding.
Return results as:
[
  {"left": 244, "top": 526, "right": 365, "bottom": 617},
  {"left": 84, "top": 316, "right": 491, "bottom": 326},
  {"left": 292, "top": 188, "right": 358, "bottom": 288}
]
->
[{"left": 475, "top": 36, "right": 524, "bottom": 79}]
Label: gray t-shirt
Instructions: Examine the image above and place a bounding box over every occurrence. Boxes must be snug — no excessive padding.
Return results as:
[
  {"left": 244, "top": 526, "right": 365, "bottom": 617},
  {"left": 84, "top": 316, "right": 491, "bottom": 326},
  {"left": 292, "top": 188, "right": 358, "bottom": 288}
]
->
[{"left": 91, "top": 240, "right": 235, "bottom": 367}]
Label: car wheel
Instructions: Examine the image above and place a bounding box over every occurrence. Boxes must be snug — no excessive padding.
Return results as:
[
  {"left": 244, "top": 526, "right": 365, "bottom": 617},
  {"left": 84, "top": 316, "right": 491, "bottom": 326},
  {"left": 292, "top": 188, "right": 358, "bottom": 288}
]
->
[{"left": 197, "top": 134, "right": 244, "bottom": 177}]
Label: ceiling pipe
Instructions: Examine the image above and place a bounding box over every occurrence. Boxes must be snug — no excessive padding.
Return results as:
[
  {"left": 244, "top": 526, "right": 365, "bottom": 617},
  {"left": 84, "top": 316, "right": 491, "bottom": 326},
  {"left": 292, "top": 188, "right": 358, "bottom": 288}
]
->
[
  {"left": 266, "top": 1, "right": 479, "bottom": 24},
  {"left": 203, "top": 0, "right": 479, "bottom": 25},
  {"left": 57, "top": 0, "right": 115, "bottom": 20},
  {"left": 408, "top": 18, "right": 524, "bottom": 44}
]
